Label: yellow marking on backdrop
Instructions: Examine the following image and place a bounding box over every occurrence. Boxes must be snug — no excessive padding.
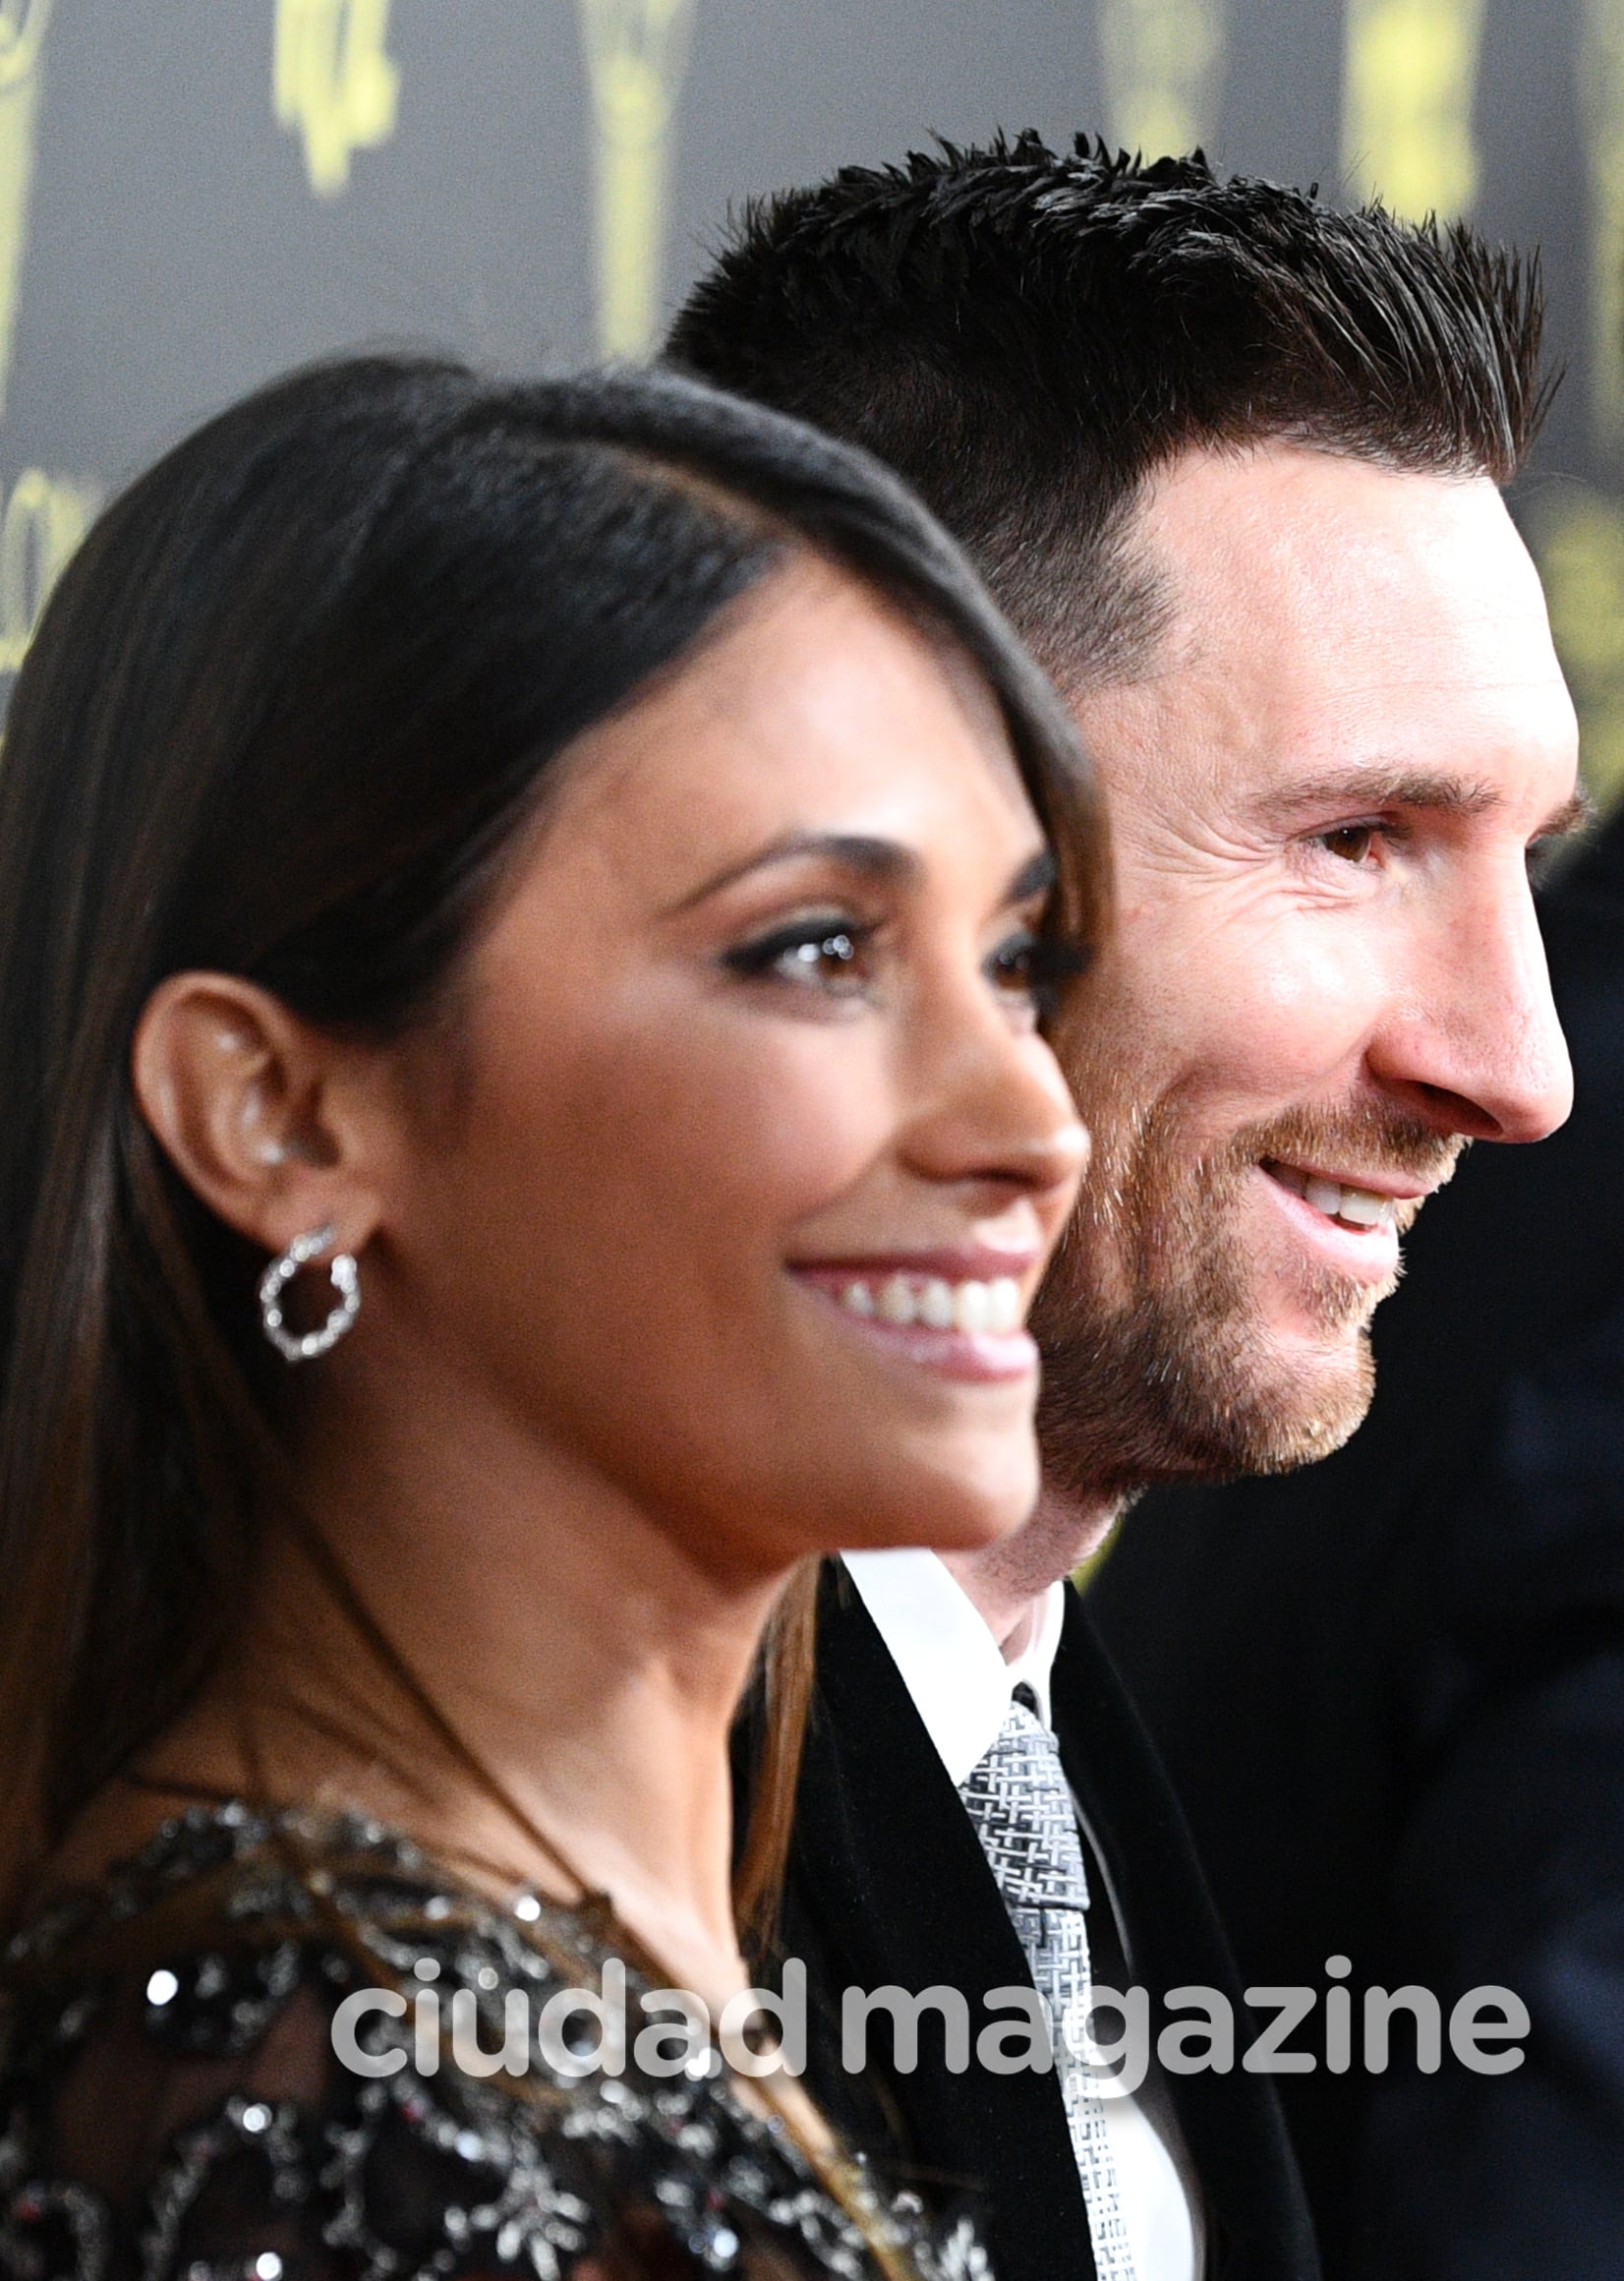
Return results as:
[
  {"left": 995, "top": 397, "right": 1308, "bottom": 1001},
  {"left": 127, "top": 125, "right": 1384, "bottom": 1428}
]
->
[
  {"left": 1530, "top": 489, "right": 1624, "bottom": 815},
  {"left": 1342, "top": 0, "right": 1486, "bottom": 217},
  {"left": 1099, "top": 0, "right": 1228, "bottom": 159},
  {"left": 1580, "top": 0, "right": 1624, "bottom": 455},
  {"left": 577, "top": 0, "right": 697, "bottom": 358},
  {"left": 0, "top": 0, "right": 51, "bottom": 423},
  {"left": 0, "top": 466, "right": 97, "bottom": 673},
  {"left": 274, "top": 0, "right": 399, "bottom": 198}
]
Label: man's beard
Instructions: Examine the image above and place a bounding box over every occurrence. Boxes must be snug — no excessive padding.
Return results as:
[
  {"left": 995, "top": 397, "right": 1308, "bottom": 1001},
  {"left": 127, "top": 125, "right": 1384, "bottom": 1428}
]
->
[{"left": 1032, "top": 1093, "right": 1462, "bottom": 1500}]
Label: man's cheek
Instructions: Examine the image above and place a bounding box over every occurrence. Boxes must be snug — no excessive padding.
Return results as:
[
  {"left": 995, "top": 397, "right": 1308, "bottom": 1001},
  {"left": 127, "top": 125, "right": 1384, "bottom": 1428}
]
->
[
  {"left": 1252, "top": 917, "right": 1382, "bottom": 1019},
  {"left": 1189, "top": 951, "right": 1377, "bottom": 1098}
]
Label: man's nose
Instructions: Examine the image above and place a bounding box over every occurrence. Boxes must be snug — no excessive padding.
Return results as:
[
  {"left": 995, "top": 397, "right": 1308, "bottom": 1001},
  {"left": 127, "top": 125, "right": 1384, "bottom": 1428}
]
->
[{"left": 1371, "top": 874, "right": 1573, "bottom": 1144}]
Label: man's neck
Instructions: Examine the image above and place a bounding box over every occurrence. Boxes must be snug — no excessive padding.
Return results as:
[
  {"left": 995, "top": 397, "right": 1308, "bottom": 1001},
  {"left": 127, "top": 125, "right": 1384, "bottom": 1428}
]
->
[{"left": 938, "top": 1482, "right": 1125, "bottom": 1657}]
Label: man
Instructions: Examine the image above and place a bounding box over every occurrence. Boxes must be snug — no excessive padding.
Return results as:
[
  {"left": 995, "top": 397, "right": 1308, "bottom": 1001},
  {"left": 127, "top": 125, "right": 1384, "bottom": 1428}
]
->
[
  {"left": 670, "top": 138, "right": 1580, "bottom": 2281},
  {"left": 1090, "top": 799, "right": 1624, "bottom": 2281}
]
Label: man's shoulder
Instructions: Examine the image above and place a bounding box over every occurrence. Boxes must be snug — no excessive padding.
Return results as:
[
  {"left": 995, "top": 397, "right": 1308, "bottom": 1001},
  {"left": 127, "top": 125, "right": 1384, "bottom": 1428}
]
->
[
  {"left": 1052, "top": 1583, "right": 1229, "bottom": 1868},
  {"left": 797, "top": 1559, "right": 983, "bottom": 1854},
  {"left": 810, "top": 1556, "right": 933, "bottom": 1731}
]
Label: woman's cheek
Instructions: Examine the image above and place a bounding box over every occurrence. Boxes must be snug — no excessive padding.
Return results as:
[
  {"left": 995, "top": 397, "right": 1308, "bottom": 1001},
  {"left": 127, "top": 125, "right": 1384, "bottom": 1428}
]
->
[
  {"left": 656, "top": 1026, "right": 899, "bottom": 1224},
  {"left": 467, "top": 982, "right": 898, "bottom": 1275}
]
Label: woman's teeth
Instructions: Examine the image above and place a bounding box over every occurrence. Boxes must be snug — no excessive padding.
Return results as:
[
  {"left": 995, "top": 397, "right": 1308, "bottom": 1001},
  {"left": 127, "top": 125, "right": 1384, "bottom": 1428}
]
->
[
  {"left": 1272, "top": 1165, "right": 1396, "bottom": 1229},
  {"left": 840, "top": 1273, "right": 1025, "bottom": 1335}
]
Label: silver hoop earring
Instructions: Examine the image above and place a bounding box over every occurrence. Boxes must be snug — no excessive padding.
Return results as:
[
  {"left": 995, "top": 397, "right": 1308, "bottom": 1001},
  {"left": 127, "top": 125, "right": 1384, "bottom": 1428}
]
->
[{"left": 259, "top": 1222, "right": 361, "bottom": 1363}]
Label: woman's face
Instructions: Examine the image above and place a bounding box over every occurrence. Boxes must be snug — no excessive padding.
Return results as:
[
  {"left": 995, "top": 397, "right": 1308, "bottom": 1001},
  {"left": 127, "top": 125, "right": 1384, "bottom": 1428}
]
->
[{"left": 371, "top": 557, "right": 1089, "bottom": 1578}]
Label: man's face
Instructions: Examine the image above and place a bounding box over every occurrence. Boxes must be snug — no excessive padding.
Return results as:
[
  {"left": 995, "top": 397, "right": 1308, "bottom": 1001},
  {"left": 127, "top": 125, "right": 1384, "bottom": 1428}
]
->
[{"left": 1033, "top": 443, "right": 1581, "bottom": 1493}]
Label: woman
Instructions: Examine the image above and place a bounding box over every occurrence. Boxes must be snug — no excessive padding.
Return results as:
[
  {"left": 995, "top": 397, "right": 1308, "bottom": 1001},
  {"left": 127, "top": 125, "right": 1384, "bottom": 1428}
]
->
[{"left": 0, "top": 357, "right": 1103, "bottom": 2280}]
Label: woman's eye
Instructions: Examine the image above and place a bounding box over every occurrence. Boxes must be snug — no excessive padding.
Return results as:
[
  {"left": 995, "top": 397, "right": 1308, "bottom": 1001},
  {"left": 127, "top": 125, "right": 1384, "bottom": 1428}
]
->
[
  {"left": 1318, "top": 824, "right": 1380, "bottom": 865},
  {"left": 985, "top": 930, "right": 1089, "bottom": 1014},
  {"left": 724, "top": 918, "right": 876, "bottom": 992}
]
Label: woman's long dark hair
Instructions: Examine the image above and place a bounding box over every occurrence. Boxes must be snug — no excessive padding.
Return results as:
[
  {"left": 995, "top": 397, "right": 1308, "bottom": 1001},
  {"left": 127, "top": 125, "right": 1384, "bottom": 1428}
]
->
[{"left": 0, "top": 355, "right": 1107, "bottom": 1927}]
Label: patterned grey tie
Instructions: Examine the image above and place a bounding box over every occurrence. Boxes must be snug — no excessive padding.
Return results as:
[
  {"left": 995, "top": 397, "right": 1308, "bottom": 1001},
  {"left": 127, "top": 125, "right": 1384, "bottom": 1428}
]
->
[{"left": 959, "top": 1689, "right": 1138, "bottom": 2281}]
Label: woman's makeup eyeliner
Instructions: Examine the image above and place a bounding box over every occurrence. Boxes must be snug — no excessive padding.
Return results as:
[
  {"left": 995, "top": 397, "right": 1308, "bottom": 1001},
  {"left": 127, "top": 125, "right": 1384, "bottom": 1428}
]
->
[{"left": 723, "top": 912, "right": 879, "bottom": 988}]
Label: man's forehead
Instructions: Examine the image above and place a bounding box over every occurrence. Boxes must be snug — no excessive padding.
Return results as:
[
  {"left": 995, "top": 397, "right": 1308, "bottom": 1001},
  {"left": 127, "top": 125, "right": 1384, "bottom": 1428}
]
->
[
  {"left": 1137, "top": 443, "right": 1540, "bottom": 623},
  {"left": 1110, "top": 441, "right": 1578, "bottom": 812}
]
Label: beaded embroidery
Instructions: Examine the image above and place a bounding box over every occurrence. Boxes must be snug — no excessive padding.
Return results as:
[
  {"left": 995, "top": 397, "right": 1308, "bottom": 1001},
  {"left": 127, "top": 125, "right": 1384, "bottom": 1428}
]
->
[{"left": 0, "top": 1806, "right": 990, "bottom": 2281}]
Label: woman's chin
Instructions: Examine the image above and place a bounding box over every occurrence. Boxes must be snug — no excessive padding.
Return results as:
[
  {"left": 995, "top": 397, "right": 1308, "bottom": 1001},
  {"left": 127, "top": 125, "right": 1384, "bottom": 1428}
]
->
[{"left": 831, "top": 1435, "right": 1042, "bottom": 1557}]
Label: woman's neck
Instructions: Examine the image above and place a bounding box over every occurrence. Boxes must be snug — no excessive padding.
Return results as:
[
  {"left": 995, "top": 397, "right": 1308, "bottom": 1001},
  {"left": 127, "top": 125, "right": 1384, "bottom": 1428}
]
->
[{"left": 147, "top": 1360, "right": 788, "bottom": 2008}]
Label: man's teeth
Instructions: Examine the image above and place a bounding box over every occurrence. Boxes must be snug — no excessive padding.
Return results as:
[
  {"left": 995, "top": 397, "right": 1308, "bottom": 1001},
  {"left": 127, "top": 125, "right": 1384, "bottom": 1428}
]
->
[
  {"left": 840, "top": 1274, "right": 1025, "bottom": 1335},
  {"left": 1274, "top": 1166, "right": 1396, "bottom": 1228}
]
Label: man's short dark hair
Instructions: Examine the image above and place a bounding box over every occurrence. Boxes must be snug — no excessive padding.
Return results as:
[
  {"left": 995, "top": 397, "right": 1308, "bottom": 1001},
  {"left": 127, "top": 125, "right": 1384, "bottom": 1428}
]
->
[{"left": 667, "top": 135, "right": 1550, "bottom": 688}]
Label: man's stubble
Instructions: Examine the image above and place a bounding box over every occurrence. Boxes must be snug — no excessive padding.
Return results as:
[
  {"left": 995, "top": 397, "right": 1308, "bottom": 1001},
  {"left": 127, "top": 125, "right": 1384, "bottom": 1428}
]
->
[{"left": 1031, "top": 1068, "right": 1463, "bottom": 1501}]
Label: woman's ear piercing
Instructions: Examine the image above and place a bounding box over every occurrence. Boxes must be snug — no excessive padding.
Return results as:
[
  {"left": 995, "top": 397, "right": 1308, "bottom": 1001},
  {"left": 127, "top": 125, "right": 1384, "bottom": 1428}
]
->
[{"left": 259, "top": 1222, "right": 361, "bottom": 1362}]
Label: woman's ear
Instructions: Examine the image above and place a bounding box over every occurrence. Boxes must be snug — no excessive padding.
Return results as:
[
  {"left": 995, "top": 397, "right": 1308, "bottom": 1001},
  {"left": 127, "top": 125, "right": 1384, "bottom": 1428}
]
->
[{"left": 131, "top": 972, "right": 383, "bottom": 1259}]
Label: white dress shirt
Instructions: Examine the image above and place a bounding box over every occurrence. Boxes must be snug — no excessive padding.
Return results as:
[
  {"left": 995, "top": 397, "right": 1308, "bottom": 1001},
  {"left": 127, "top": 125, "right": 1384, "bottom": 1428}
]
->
[{"left": 841, "top": 1546, "right": 1203, "bottom": 2281}]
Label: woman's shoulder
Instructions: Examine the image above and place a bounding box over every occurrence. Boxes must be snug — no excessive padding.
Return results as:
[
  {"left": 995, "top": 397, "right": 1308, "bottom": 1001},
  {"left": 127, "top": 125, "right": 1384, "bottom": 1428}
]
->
[{"left": 0, "top": 1801, "right": 990, "bottom": 2281}]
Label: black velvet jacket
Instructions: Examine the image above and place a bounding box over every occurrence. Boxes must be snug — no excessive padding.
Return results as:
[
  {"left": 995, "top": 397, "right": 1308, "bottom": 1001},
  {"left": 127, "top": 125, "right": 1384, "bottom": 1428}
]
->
[{"left": 741, "top": 1564, "right": 1321, "bottom": 2281}]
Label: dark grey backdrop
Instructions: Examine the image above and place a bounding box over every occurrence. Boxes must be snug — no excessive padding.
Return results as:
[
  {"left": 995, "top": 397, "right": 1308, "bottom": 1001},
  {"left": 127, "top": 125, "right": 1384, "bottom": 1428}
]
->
[{"left": 3, "top": 1, "right": 1620, "bottom": 790}]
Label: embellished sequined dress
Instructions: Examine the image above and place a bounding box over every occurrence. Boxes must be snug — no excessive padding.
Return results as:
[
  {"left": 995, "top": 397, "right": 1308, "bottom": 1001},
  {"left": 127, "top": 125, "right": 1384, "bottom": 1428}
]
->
[{"left": 0, "top": 1804, "right": 988, "bottom": 2281}]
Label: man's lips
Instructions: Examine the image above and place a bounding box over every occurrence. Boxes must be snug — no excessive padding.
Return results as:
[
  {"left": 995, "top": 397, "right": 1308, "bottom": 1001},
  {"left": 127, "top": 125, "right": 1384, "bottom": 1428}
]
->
[
  {"left": 1251, "top": 1165, "right": 1403, "bottom": 1285},
  {"left": 1261, "top": 1158, "right": 1439, "bottom": 1233}
]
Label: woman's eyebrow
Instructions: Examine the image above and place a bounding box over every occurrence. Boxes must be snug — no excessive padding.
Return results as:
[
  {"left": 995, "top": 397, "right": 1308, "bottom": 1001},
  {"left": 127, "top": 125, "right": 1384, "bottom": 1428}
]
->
[
  {"left": 668, "top": 831, "right": 924, "bottom": 913},
  {"left": 1009, "top": 848, "right": 1057, "bottom": 904}
]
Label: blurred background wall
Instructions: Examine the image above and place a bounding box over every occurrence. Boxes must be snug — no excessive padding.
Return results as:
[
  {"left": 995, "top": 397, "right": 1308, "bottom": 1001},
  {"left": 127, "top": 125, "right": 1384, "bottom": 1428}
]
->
[{"left": 2, "top": 0, "right": 1622, "bottom": 799}]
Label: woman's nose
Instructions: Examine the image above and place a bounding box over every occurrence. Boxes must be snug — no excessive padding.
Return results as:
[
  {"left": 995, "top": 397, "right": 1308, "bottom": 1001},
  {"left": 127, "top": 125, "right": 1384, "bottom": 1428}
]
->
[{"left": 901, "top": 998, "right": 1091, "bottom": 1209}]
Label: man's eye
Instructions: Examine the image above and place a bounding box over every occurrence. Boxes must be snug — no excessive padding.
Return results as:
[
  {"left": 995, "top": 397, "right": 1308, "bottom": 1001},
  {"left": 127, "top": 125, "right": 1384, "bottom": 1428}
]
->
[
  {"left": 1318, "top": 824, "right": 1379, "bottom": 864},
  {"left": 723, "top": 918, "right": 875, "bottom": 991}
]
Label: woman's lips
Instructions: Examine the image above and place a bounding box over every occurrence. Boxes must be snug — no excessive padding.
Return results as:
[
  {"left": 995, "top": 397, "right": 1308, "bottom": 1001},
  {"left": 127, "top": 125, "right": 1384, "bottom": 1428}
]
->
[{"left": 791, "top": 1260, "right": 1040, "bottom": 1383}]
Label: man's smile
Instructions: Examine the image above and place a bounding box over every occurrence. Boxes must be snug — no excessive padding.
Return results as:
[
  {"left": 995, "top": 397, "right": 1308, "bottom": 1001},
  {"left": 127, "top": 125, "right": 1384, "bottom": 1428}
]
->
[
  {"left": 1252, "top": 1159, "right": 1425, "bottom": 1288},
  {"left": 1260, "top": 1157, "right": 1442, "bottom": 1236}
]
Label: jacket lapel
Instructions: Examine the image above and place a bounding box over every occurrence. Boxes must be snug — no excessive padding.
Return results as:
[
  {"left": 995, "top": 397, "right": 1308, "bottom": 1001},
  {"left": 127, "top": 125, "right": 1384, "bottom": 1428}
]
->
[
  {"left": 1052, "top": 1588, "right": 1322, "bottom": 2281},
  {"left": 780, "top": 1561, "right": 1097, "bottom": 2281}
]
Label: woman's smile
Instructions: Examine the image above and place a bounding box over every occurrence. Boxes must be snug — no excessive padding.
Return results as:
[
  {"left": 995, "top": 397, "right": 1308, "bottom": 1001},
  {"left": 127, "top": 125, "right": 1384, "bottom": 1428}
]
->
[{"left": 788, "top": 1247, "right": 1043, "bottom": 1383}]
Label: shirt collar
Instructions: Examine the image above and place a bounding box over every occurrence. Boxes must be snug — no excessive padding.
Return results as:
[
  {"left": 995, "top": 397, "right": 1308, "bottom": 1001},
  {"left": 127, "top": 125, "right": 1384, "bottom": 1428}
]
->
[{"left": 839, "top": 1547, "right": 1067, "bottom": 1786}]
